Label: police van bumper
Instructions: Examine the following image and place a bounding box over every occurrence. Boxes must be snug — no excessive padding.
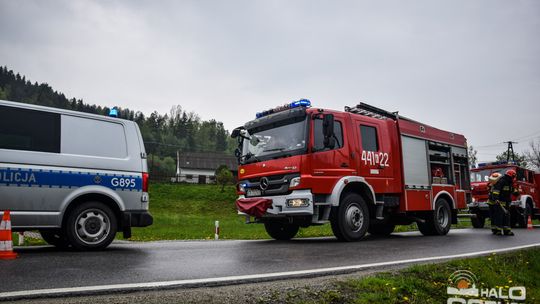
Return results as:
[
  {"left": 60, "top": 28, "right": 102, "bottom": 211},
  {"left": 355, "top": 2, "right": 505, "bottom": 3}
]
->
[
  {"left": 124, "top": 211, "right": 153, "bottom": 227},
  {"left": 121, "top": 211, "right": 153, "bottom": 238}
]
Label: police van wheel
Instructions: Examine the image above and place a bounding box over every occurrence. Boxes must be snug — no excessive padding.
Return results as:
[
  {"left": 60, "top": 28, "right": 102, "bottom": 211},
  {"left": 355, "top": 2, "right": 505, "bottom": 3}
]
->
[
  {"left": 264, "top": 222, "right": 299, "bottom": 240},
  {"left": 65, "top": 201, "right": 117, "bottom": 251},
  {"left": 331, "top": 193, "right": 370, "bottom": 241},
  {"left": 39, "top": 229, "right": 70, "bottom": 249},
  {"left": 418, "top": 199, "right": 451, "bottom": 236}
]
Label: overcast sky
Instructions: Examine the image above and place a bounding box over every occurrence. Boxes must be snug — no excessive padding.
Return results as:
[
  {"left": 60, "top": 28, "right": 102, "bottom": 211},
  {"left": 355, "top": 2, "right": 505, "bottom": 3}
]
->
[{"left": 1, "top": 0, "right": 539, "bottom": 161}]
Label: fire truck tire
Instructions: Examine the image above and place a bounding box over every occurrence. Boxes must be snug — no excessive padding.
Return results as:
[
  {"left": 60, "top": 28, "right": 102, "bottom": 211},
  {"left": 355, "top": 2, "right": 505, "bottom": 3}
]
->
[
  {"left": 368, "top": 223, "right": 395, "bottom": 236},
  {"left": 264, "top": 222, "right": 300, "bottom": 240},
  {"left": 39, "top": 229, "right": 71, "bottom": 249},
  {"left": 470, "top": 212, "right": 485, "bottom": 228},
  {"left": 330, "top": 193, "right": 370, "bottom": 241},
  {"left": 64, "top": 201, "right": 117, "bottom": 251},
  {"left": 515, "top": 203, "right": 532, "bottom": 228},
  {"left": 418, "top": 199, "right": 451, "bottom": 236}
]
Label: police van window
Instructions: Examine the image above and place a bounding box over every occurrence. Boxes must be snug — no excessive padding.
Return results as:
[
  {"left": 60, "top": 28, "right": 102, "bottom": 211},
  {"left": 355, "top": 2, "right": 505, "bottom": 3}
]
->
[
  {"left": 61, "top": 115, "right": 127, "bottom": 158},
  {"left": 360, "top": 125, "right": 379, "bottom": 151},
  {"left": 313, "top": 119, "right": 343, "bottom": 151},
  {"left": 0, "top": 106, "right": 60, "bottom": 153}
]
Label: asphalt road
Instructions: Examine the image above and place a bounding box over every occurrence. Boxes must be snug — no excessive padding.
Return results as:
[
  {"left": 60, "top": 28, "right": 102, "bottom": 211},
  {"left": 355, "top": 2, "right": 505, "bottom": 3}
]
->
[{"left": 2, "top": 228, "right": 540, "bottom": 299}]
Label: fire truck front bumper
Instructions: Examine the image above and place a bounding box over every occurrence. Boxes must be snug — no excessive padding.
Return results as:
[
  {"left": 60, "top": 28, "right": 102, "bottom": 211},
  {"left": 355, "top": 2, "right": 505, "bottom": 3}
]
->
[
  {"left": 468, "top": 200, "right": 522, "bottom": 210},
  {"left": 236, "top": 190, "right": 314, "bottom": 218},
  {"left": 468, "top": 201, "right": 490, "bottom": 210}
]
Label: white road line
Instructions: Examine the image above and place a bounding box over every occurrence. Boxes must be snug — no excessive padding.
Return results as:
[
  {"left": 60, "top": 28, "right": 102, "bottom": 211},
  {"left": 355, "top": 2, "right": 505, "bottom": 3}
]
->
[{"left": 2, "top": 243, "right": 540, "bottom": 300}]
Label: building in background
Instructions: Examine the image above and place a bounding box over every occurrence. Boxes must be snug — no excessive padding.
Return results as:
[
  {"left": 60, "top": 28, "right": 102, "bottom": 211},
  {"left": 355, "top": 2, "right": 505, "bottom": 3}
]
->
[{"left": 174, "top": 152, "right": 237, "bottom": 184}]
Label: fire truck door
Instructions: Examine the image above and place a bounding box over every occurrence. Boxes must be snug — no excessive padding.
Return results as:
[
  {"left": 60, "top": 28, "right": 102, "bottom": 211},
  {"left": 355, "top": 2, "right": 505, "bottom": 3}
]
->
[
  {"left": 310, "top": 117, "right": 354, "bottom": 191},
  {"left": 353, "top": 119, "right": 396, "bottom": 192}
]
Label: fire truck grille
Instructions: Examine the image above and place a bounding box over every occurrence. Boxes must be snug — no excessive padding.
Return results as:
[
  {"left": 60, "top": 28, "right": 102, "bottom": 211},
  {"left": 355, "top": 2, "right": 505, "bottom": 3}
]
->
[{"left": 241, "top": 173, "right": 300, "bottom": 197}]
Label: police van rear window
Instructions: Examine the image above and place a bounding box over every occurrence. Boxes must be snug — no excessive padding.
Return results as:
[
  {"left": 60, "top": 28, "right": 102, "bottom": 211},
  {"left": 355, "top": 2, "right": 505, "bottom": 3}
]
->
[
  {"left": 0, "top": 105, "right": 61, "bottom": 153},
  {"left": 61, "top": 115, "right": 127, "bottom": 158}
]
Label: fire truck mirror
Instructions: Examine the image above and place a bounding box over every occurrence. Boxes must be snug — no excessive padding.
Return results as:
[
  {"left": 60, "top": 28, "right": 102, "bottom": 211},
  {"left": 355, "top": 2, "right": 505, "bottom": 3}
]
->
[
  {"left": 323, "top": 114, "right": 335, "bottom": 149},
  {"left": 231, "top": 127, "right": 243, "bottom": 138}
]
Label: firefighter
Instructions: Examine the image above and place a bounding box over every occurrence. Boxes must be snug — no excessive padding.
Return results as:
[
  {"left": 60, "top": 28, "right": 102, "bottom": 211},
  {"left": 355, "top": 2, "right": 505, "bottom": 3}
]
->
[
  {"left": 489, "top": 169, "right": 518, "bottom": 236},
  {"left": 487, "top": 172, "right": 502, "bottom": 234}
]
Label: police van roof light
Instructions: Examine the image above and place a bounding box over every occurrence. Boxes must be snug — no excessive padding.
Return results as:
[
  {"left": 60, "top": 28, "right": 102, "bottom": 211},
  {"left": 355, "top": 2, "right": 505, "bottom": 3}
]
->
[{"left": 109, "top": 107, "right": 118, "bottom": 118}]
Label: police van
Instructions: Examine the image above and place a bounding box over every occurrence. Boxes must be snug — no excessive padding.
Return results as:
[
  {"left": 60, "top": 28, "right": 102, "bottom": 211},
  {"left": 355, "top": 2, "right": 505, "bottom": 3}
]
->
[{"left": 0, "top": 100, "right": 152, "bottom": 250}]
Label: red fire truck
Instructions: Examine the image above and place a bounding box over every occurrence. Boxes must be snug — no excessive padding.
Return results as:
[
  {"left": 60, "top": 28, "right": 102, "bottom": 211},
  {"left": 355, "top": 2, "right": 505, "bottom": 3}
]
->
[
  {"left": 232, "top": 101, "right": 471, "bottom": 241},
  {"left": 469, "top": 162, "right": 539, "bottom": 228}
]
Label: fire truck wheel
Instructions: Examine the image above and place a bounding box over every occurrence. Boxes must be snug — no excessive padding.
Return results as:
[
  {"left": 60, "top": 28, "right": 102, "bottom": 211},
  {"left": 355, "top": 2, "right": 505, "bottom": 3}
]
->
[
  {"left": 516, "top": 203, "right": 532, "bottom": 228},
  {"left": 418, "top": 199, "right": 451, "bottom": 236},
  {"left": 330, "top": 193, "right": 370, "bottom": 241},
  {"left": 368, "top": 223, "right": 395, "bottom": 236},
  {"left": 470, "top": 212, "right": 485, "bottom": 228},
  {"left": 39, "top": 229, "right": 71, "bottom": 249},
  {"left": 264, "top": 222, "right": 300, "bottom": 240},
  {"left": 64, "top": 201, "right": 117, "bottom": 251}
]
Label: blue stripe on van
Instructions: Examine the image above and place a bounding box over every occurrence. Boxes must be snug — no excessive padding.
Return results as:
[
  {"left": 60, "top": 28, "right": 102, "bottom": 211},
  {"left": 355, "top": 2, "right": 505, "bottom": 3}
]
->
[{"left": 0, "top": 168, "right": 142, "bottom": 191}]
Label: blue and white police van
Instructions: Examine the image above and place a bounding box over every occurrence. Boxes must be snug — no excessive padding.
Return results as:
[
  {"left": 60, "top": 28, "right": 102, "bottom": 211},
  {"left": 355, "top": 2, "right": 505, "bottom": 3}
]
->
[{"left": 0, "top": 100, "right": 152, "bottom": 250}]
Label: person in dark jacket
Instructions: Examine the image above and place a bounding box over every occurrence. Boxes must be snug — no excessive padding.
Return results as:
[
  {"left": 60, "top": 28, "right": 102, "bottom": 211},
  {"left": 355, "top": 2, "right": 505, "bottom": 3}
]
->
[{"left": 488, "top": 169, "right": 518, "bottom": 236}]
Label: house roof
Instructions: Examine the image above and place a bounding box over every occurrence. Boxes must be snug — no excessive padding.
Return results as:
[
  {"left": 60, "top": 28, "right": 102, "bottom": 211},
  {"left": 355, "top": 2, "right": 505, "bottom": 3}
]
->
[{"left": 178, "top": 152, "right": 237, "bottom": 171}]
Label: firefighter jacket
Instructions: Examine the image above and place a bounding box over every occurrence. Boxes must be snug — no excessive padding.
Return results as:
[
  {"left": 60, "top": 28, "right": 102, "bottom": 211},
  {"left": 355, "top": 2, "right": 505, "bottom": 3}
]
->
[{"left": 489, "top": 175, "right": 517, "bottom": 203}]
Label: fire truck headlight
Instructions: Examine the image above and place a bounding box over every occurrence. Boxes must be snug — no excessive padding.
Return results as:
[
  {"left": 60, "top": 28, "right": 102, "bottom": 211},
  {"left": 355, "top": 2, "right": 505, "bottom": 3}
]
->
[
  {"left": 238, "top": 183, "right": 247, "bottom": 193},
  {"left": 472, "top": 197, "right": 476, "bottom": 203},
  {"left": 287, "top": 199, "right": 309, "bottom": 208},
  {"left": 289, "top": 177, "right": 301, "bottom": 188}
]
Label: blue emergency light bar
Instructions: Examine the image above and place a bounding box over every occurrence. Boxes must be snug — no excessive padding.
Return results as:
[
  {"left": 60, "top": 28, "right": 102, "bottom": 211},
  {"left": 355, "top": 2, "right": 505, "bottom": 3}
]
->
[
  {"left": 109, "top": 107, "right": 118, "bottom": 118},
  {"left": 477, "top": 161, "right": 515, "bottom": 167},
  {"left": 256, "top": 99, "right": 311, "bottom": 118}
]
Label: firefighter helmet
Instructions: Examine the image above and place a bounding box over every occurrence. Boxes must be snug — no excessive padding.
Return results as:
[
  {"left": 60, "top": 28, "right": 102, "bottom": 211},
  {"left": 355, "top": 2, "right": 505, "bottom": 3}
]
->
[
  {"left": 505, "top": 169, "right": 517, "bottom": 178},
  {"left": 488, "top": 172, "right": 502, "bottom": 184}
]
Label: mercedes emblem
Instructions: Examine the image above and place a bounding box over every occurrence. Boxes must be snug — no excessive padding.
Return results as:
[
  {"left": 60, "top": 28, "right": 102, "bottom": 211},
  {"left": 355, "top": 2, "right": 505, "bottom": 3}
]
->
[{"left": 260, "top": 177, "right": 269, "bottom": 191}]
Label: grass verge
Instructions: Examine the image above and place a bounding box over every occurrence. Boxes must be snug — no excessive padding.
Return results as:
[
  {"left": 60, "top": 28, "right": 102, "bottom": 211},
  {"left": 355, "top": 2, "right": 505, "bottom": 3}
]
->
[
  {"left": 128, "top": 183, "right": 494, "bottom": 241},
  {"left": 255, "top": 248, "right": 540, "bottom": 304}
]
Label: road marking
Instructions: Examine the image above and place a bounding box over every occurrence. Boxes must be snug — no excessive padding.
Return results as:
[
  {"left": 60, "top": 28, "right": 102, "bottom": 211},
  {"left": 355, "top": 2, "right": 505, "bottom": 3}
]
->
[{"left": 2, "top": 242, "right": 540, "bottom": 300}]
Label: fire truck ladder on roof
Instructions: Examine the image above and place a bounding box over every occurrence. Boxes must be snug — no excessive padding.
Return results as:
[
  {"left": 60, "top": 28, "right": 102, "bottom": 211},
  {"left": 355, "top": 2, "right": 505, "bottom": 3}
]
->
[{"left": 345, "top": 103, "right": 399, "bottom": 120}]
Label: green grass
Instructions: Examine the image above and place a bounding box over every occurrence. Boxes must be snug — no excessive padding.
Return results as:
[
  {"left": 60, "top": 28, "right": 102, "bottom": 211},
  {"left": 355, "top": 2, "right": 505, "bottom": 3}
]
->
[
  {"left": 130, "top": 183, "right": 341, "bottom": 241},
  {"left": 256, "top": 248, "right": 540, "bottom": 303},
  {"left": 130, "top": 183, "right": 487, "bottom": 241}
]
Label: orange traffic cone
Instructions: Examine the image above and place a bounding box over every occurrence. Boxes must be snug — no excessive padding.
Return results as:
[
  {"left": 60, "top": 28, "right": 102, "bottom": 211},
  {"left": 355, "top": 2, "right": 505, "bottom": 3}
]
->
[
  {"left": 0, "top": 210, "right": 18, "bottom": 260},
  {"left": 527, "top": 215, "right": 534, "bottom": 230}
]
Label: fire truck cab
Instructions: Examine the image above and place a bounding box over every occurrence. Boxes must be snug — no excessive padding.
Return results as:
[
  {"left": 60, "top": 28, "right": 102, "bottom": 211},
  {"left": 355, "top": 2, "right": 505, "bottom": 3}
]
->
[
  {"left": 232, "top": 101, "right": 470, "bottom": 241},
  {"left": 469, "top": 162, "right": 539, "bottom": 228}
]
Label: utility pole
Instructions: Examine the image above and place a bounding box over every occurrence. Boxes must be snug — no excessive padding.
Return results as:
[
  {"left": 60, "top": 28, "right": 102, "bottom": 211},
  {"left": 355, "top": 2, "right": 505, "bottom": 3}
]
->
[{"left": 503, "top": 141, "right": 518, "bottom": 163}]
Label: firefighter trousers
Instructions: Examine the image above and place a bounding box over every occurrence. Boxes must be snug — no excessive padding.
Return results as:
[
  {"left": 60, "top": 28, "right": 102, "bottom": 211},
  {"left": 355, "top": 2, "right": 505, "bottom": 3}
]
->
[{"left": 489, "top": 202, "right": 510, "bottom": 231}]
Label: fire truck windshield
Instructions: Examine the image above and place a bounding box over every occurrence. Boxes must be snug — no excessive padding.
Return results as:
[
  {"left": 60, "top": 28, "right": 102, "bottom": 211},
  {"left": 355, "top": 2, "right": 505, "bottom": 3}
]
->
[
  {"left": 240, "top": 119, "right": 307, "bottom": 164},
  {"left": 470, "top": 168, "right": 507, "bottom": 183}
]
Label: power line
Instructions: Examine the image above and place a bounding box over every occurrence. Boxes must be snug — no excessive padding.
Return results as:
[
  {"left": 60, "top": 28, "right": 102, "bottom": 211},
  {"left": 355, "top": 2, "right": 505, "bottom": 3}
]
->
[{"left": 473, "top": 132, "right": 540, "bottom": 149}]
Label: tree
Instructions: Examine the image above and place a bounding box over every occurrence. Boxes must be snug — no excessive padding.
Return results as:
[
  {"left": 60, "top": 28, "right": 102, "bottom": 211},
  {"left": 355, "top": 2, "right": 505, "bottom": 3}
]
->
[
  {"left": 495, "top": 151, "right": 527, "bottom": 167},
  {"left": 524, "top": 139, "right": 540, "bottom": 172},
  {"left": 215, "top": 165, "right": 233, "bottom": 192},
  {"left": 468, "top": 146, "right": 478, "bottom": 169}
]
